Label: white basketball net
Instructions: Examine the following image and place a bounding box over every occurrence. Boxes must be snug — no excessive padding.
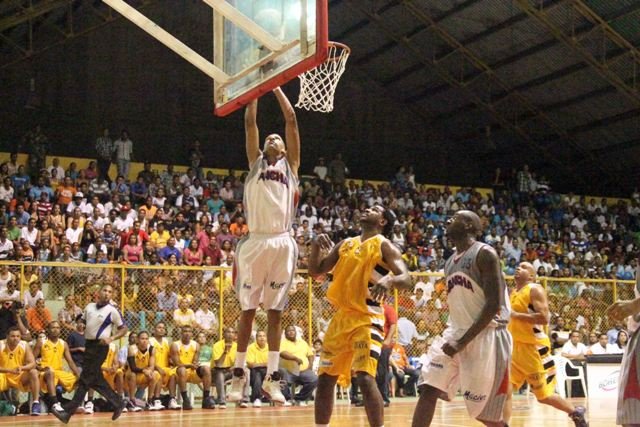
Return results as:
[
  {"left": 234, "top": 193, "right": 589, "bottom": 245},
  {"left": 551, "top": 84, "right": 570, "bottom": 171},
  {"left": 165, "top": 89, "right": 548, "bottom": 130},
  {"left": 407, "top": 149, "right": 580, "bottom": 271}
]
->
[{"left": 296, "top": 42, "right": 350, "bottom": 113}]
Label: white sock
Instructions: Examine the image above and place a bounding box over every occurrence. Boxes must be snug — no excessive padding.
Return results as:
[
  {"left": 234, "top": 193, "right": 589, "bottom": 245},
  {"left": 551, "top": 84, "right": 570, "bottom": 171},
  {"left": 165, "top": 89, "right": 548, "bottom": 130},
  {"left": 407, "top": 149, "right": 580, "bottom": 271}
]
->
[
  {"left": 235, "top": 351, "right": 247, "bottom": 370},
  {"left": 267, "top": 351, "right": 280, "bottom": 375}
]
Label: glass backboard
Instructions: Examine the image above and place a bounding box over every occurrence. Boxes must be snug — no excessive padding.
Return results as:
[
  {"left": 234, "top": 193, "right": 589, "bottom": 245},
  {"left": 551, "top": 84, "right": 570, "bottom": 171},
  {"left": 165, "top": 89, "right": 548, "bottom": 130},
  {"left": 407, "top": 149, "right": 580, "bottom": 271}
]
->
[{"left": 213, "top": 0, "right": 328, "bottom": 116}]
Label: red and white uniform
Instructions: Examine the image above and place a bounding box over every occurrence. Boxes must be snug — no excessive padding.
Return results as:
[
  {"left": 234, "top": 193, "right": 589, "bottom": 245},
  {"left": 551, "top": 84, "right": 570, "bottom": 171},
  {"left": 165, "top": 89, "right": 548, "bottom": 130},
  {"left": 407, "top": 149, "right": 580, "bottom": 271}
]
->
[{"left": 235, "top": 155, "right": 299, "bottom": 311}]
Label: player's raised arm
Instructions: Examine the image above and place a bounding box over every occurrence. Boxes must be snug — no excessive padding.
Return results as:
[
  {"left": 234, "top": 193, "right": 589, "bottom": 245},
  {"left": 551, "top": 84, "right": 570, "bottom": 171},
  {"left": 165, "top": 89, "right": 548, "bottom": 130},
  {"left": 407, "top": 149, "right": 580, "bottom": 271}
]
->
[
  {"left": 245, "top": 99, "right": 260, "bottom": 166},
  {"left": 273, "top": 87, "right": 300, "bottom": 177},
  {"left": 309, "top": 234, "right": 341, "bottom": 276}
]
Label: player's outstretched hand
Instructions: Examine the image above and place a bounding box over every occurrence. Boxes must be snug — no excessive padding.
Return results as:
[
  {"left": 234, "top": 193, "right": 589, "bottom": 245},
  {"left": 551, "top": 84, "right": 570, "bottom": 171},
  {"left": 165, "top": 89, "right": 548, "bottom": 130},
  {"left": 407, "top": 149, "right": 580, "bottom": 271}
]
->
[
  {"left": 312, "top": 234, "right": 334, "bottom": 252},
  {"left": 607, "top": 300, "right": 639, "bottom": 322}
]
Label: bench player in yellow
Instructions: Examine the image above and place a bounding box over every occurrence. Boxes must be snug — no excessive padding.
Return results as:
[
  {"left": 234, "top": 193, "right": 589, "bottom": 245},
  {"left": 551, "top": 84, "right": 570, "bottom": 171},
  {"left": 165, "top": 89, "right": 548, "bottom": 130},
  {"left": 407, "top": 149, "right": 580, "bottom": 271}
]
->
[
  {"left": 504, "top": 262, "right": 588, "bottom": 427},
  {"left": 0, "top": 327, "right": 42, "bottom": 415},
  {"left": 170, "top": 325, "right": 216, "bottom": 410},
  {"left": 149, "top": 322, "right": 179, "bottom": 409},
  {"left": 33, "top": 320, "right": 80, "bottom": 414},
  {"left": 126, "top": 331, "right": 164, "bottom": 411}
]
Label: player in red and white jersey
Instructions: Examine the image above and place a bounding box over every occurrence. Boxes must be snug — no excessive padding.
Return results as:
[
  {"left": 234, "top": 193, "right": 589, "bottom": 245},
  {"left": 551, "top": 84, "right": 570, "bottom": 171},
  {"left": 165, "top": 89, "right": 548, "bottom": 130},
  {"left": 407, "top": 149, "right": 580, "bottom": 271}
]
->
[
  {"left": 227, "top": 87, "right": 300, "bottom": 405},
  {"left": 608, "top": 255, "right": 640, "bottom": 426},
  {"left": 412, "top": 210, "right": 512, "bottom": 427}
]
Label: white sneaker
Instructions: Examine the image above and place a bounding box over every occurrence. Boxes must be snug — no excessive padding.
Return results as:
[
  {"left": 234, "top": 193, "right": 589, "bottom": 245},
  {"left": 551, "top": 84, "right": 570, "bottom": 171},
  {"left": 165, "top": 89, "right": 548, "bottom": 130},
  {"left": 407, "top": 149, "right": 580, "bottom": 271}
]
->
[
  {"left": 168, "top": 398, "right": 180, "bottom": 410},
  {"left": 84, "top": 401, "right": 94, "bottom": 414},
  {"left": 283, "top": 400, "right": 292, "bottom": 407},
  {"left": 253, "top": 399, "right": 262, "bottom": 408},
  {"left": 295, "top": 401, "right": 308, "bottom": 407},
  {"left": 51, "top": 402, "right": 64, "bottom": 413},
  {"left": 149, "top": 399, "right": 164, "bottom": 411},
  {"left": 226, "top": 374, "right": 246, "bottom": 402},
  {"left": 261, "top": 375, "right": 286, "bottom": 404}
]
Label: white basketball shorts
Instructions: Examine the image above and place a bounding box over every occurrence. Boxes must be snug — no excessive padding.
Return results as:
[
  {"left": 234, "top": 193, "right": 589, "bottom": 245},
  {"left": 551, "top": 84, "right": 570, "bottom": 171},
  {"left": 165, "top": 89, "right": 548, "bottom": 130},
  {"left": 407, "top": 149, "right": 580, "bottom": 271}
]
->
[
  {"left": 234, "top": 232, "right": 298, "bottom": 311},
  {"left": 419, "top": 326, "right": 512, "bottom": 423}
]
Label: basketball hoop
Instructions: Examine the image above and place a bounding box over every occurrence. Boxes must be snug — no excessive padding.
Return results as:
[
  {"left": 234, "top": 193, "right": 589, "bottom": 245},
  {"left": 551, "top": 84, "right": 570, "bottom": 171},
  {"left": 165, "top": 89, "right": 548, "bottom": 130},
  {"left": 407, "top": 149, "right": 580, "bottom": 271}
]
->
[{"left": 296, "top": 42, "right": 350, "bottom": 113}]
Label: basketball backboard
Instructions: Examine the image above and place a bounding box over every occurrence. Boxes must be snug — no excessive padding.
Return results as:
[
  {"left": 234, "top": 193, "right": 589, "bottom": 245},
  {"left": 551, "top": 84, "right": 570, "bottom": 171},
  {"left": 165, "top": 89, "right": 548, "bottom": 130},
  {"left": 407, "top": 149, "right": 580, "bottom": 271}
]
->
[{"left": 102, "top": 0, "right": 328, "bottom": 117}]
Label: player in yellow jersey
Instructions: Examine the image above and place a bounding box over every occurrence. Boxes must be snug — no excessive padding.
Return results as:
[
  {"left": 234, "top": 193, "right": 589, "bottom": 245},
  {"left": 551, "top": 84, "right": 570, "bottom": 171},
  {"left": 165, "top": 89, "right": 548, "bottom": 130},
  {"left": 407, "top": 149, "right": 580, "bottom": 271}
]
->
[
  {"left": 0, "top": 327, "right": 42, "bottom": 415},
  {"left": 149, "top": 322, "right": 178, "bottom": 408},
  {"left": 504, "top": 262, "right": 588, "bottom": 427},
  {"left": 170, "top": 325, "right": 215, "bottom": 410},
  {"left": 309, "top": 205, "right": 411, "bottom": 427},
  {"left": 126, "top": 331, "right": 164, "bottom": 411},
  {"left": 33, "top": 321, "right": 80, "bottom": 412}
]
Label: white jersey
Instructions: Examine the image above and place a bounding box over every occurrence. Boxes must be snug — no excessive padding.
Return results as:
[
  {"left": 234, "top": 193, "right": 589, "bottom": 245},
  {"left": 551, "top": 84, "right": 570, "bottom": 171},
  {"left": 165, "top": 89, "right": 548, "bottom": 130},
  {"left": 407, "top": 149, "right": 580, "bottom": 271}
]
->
[
  {"left": 244, "top": 154, "right": 299, "bottom": 234},
  {"left": 444, "top": 242, "right": 510, "bottom": 338}
]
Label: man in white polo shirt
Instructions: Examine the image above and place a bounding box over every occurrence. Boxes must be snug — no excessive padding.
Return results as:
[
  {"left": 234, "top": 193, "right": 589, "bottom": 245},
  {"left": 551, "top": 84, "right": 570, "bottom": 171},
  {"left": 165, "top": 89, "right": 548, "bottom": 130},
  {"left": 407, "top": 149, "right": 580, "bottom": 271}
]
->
[{"left": 50, "top": 284, "right": 128, "bottom": 424}]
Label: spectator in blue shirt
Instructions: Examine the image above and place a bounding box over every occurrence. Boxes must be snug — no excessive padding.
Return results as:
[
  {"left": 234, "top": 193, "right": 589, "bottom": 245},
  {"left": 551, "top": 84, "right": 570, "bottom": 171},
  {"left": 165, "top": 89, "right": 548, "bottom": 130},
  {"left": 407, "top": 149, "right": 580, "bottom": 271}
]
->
[
  {"left": 28, "top": 176, "right": 54, "bottom": 201},
  {"left": 158, "top": 237, "right": 181, "bottom": 263}
]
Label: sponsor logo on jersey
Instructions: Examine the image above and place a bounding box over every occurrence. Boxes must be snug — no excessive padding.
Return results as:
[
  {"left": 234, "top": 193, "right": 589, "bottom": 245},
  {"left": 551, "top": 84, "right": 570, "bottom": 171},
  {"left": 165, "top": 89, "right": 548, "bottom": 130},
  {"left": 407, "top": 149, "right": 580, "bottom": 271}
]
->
[
  {"left": 242, "top": 283, "right": 251, "bottom": 289},
  {"left": 463, "top": 390, "right": 487, "bottom": 402},
  {"left": 447, "top": 274, "right": 475, "bottom": 293},
  {"left": 429, "top": 361, "right": 444, "bottom": 369},
  {"left": 258, "top": 170, "right": 289, "bottom": 188},
  {"left": 269, "top": 281, "right": 286, "bottom": 290}
]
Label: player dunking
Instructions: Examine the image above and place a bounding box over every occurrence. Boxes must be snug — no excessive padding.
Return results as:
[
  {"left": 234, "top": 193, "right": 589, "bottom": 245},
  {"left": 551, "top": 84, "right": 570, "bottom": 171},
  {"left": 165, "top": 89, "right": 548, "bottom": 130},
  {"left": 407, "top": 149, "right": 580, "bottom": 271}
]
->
[
  {"left": 412, "top": 210, "right": 512, "bottom": 427},
  {"left": 504, "top": 262, "right": 588, "bottom": 426},
  {"left": 227, "top": 87, "right": 300, "bottom": 405},
  {"left": 309, "top": 205, "right": 412, "bottom": 427},
  {"left": 608, "top": 255, "right": 640, "bottom": 427}
]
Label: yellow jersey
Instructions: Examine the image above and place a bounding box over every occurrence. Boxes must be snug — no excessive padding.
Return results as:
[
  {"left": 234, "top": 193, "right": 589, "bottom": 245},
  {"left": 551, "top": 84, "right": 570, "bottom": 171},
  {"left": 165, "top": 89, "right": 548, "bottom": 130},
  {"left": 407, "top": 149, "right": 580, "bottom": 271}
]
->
[
  {"left": 246, "top": 342, "right": 268, "bottom": 366},
  {"left": 175, "top": 340, "right": 197, "bottom": 365},
  {"left": 212, "top": 340, "right": 236, "bottom": 368},
  {"left": 0, "top": 340, "right": 27, "bottom": 369},
  {"left": 509, "top": 283, "right": 549, "bottom": 345},
  {"left": 327, "top": 235, "right": 389, "bottom": 315},
  {"left": 149, "top": 337, "right": 170, "bottom": 367},
  {"left": 101, "top": 342, "right": 118, "bottom": 369},
  {"left": 134, "top": 346, "right": 152, "bottom": 369},
  {"left": 40, "top": 339, "right": 65, "bottom": 370}
]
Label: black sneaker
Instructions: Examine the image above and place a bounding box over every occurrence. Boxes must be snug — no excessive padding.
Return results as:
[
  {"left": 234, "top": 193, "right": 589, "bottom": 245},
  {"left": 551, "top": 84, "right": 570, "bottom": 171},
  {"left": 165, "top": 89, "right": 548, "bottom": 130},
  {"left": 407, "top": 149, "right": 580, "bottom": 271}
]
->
[
  {"left": 202, "top": 396, "right": 216, "bottom": 410},
  {"left": 112, "top": 399, "right": 127, "bottom": 421},
  {"left": 182, "top": 398, "right": 193, "bottom": 410},
  {"left": 570, "top": 406, "right": 588, "bottom": 427},
  {"left": 50, "top": 402, "right": 71, "bottom": 424}
]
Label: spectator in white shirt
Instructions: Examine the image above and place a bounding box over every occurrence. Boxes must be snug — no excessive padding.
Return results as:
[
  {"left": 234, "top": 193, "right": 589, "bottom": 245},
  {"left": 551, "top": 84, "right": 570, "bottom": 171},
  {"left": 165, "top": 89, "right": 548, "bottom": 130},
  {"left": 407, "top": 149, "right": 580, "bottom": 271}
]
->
[
  {"left": 195, "top": 299, "right": 218, "bottom": 338},
  {"left": 65, "top": 218, "right": 83, "bottom": 244},
  {"left": 587, "top": 333, "right": 617, "bottom": 355},
  {"left": 47, "top": 158, "right": 65, "bottom": 181},
  {"left": 0, "top": 280, "right": 20, "bottom": 303},
  {"left": 561, "top": 330, "right": 587, "bottom": 360},
  {"left": 23, "top": 281, "right": 44, "bottom": 309},
  {"left": 397, "top": 314, "right": 418, "bottom": 347}
]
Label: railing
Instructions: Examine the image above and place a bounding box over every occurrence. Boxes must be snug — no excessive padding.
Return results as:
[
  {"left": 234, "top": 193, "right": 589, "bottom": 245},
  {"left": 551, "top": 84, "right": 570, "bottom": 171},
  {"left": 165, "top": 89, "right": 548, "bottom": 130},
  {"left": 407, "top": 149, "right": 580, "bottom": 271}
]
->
[{"left": 1, "top": 261, "right": 633, "bottom": 358}]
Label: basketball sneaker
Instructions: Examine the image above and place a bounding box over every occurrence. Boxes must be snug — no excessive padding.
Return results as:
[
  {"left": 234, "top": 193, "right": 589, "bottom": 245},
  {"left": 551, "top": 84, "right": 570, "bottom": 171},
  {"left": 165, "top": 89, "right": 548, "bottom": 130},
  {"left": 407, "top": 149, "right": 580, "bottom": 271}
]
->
[
  {"left": 261, "top": 372, "right": 285, "bottom": 404},
  {"left": 226, "top": 368, "right": 246, "bottom": 402},
  {"left": 570, "top": 406, "right": 588, "bottom": 427},
  {"left": 83, "top": 401, "right": 94, "bottom": 414},
  {"left": 149, "top": 399, "right": 164, "bottom": 411},
  {"left": 168, "top": 398, "right": 181, "bottom": 410}
]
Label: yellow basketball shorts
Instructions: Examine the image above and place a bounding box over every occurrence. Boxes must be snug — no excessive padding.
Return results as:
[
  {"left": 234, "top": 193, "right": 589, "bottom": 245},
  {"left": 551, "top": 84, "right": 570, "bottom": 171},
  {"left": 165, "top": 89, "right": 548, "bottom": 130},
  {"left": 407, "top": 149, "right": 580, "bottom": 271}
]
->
[
  {"left": 0, "top": 372, "right": 29, "bottom": 392},
  {"left": 319, "top": 309, "right": 384, "bottom": 386},
  {"left": 157, "top": 366, "right": 177, "bottom": 387},
  {"left": 103, "top": 368, "right": 124, "bottom": 389},
  {"left": 511, "top": 340, "right": 556, "bottom": 400},
  {"left": 40, "top": 369, "right": 77, "bottom": 392},
  {"left": 135, "top": 370, "right": 161, "bottom": 386}
]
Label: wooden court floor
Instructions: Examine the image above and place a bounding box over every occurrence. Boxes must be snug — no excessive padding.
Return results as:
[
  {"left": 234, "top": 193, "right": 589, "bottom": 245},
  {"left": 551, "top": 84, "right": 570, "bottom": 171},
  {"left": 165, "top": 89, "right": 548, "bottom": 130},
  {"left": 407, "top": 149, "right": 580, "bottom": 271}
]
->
[{"left": 0, "top": 396, "right": 614, "bottom": 426}]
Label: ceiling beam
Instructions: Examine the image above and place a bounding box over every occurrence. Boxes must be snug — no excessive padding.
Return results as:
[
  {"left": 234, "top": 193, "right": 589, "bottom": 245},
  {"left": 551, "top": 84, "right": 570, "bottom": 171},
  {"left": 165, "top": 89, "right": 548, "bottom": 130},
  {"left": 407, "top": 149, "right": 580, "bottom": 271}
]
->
[{"left": 0, "top": 0, "right": 71, "bottom": 33}]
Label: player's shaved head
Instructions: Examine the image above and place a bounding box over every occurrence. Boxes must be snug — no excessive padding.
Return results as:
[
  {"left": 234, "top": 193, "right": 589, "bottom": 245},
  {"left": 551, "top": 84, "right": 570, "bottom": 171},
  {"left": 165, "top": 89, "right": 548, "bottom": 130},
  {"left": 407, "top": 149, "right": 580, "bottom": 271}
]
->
[
  {"left": 520, "top": 262, "right": 535, "bottom": 278},
  {"left": 457, "top": 210, "right": 482, "bottom": 234}
]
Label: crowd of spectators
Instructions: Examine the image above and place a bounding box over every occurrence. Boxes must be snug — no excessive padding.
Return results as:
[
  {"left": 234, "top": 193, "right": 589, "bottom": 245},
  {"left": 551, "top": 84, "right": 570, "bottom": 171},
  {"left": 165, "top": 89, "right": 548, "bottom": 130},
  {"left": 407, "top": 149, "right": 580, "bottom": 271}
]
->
[{"left": 1, "top": 133, "right": 640, "bottom": 408}]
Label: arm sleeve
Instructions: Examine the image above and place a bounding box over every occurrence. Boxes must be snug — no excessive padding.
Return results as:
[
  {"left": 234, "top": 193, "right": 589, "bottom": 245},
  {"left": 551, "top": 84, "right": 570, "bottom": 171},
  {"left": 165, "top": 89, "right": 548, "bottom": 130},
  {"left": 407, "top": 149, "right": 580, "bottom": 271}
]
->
[
  {"left": 128, "top": 356, "right": 143, "bottom": 373},
  {"left": 112, "top": 306, "right": 124, "bottom": 328}
]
